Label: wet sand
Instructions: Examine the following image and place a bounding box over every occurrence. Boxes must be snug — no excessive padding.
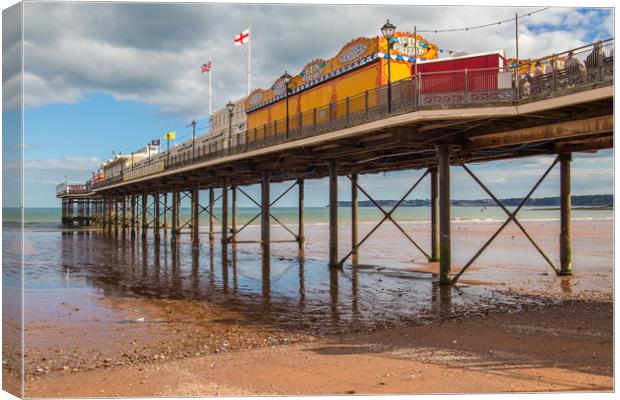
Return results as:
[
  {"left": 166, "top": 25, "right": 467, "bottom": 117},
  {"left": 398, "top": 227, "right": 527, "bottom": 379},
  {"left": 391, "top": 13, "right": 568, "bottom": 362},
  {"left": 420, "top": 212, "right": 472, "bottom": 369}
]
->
[
  {"left": 13, "top": 219, "right": 614, "bottom": 396},
  {"left": 25, "top": 300, "right": 612, "bottom": 396}
]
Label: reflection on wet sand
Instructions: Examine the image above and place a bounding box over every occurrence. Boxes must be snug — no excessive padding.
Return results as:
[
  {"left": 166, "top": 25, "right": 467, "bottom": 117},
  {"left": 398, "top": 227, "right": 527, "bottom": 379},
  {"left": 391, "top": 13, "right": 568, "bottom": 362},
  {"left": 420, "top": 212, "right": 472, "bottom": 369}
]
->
[{"left": 52, "top": 231, "right": 557, "bottom": 336}]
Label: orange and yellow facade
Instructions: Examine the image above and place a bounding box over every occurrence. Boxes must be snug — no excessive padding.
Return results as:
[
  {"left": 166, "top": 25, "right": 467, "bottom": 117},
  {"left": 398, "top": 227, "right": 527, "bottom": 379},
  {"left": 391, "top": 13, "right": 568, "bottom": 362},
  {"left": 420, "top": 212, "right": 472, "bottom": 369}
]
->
[{"left": 244, "top": 32, "right": 438, "bottom": 137}]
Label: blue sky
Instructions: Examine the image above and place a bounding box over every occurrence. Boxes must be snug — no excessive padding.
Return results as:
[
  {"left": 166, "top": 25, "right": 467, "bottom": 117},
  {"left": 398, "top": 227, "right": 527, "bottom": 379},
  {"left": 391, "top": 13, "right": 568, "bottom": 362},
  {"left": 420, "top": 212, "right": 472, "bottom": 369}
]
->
[{"left": 5, "top": 2, "right": 613, "bottom": 207}]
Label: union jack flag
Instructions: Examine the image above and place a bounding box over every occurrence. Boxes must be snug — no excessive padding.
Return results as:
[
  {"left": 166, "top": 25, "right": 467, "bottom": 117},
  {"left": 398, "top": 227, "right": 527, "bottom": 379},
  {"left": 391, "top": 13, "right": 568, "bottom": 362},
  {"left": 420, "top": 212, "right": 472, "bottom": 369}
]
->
[{"left": 201, "top": 61, "right": 212, "bottom": 73}]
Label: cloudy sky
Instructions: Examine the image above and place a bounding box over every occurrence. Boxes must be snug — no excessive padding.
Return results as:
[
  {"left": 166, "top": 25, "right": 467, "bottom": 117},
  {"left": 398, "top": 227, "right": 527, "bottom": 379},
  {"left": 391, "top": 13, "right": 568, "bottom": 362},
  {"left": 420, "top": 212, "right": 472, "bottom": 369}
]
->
[{"left": 5, "top": 1, "right": 614, "bottom": 206}]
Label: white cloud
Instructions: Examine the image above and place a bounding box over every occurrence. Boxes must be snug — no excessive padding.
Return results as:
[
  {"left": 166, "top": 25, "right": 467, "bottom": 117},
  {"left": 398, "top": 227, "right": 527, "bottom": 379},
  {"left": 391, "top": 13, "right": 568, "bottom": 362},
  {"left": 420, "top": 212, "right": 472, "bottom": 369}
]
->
[
  {"left": 21, "top": 157, "right": 103, "bottom": 190},
  {"left": 18, "top": 3, "right": 612, "bottom": 118}
]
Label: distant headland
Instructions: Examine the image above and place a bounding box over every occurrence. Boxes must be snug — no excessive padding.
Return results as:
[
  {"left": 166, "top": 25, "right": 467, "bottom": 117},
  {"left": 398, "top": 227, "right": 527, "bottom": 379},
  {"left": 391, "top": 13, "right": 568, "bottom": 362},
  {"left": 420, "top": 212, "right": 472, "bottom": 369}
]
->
[{"left": 335, "top": 194, "right": 613, "bottom": 208}]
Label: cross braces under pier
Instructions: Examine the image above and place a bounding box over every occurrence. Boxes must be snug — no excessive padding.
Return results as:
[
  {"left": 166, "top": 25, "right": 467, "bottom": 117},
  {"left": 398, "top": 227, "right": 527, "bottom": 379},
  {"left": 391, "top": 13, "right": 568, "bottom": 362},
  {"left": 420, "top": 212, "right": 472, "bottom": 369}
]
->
[{"left": 85, "top": 146, "right": 578, "bottom": 285}]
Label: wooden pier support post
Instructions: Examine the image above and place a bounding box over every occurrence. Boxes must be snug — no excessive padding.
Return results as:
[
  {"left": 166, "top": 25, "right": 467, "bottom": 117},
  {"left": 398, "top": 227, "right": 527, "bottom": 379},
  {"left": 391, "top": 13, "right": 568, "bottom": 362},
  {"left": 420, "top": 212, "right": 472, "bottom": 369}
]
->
[
  {"left": 559, "top": 153, "right": 572, "bottom": 275},
  {"left": 175, "top": 192, "right": 181, "bottom": 237},
  {"left": 351, "top": 173, "right": 359, "bottom": 264},
  {"left": 154, "top": 192, "right": 161, "bottom": 242},
  {"left": 70, "top": 199, "right": 75, "bottom": 228},
  {"left": 298, "top": 178, "right": 305, "bottom": 250},
  {"left": 141, "top": 192, "right": 148, "bottom": 240},
  {"left": 85, "top": 200, "right": 91, "bottom": 226},
  {"left": 222, "top": 180, "right": 230, "bottom": 262},
  {"left": 94, "top": 200, "right": 99, "bottom": 227},
  {"left": 82, "top": 200, "right": 86, "bottom": 226},
  {"left": 231, "top": 186, "right": 237, "bottom": 244},
  {"left": 329, "top": 161, "right": 339, "bottom": 268},
  {"left": 261, "top": 172, "right": 271, "bottom": 256},
  {"left": 438, "top": 145, "right": 451, "bottom": 285},
  {"left": 171, "top": 190, "right": 178, "bottom": 243},
  {"left": 192, "top": 188, "right": 200, "bottom": 248},
  {"left": 120, "top": 196, "right": 126, "bottom": 232},
  {"left": 76, "top": 200, "right": 80, "bottom": 227},
  {"left": 99, "top": 198, "right": 104, "bottom": 230},
  {"left": 114, "top": 194, "right": 120, "bottom": 233},
  {"left": 209, "top": 189, "right": 215, "bottom": 243},
  {"left": 61, "top": 199, "right": 66, "bottom": 227},
  {"left": 87, "top": 200, "right": 92, "bottom": 227},
  {"left": 430, "top": 166, "right": 440, "bottom": 262},
  {"left": 130, "top": 194, "right": 136, "bottom": 238},
  {"left": 163, "top": 193, "right": 168, "bottom": 230},
  {"left": 106, "top": 197, "right": 112, "bottom": 232},
  {"left": 72, "top": 200, "right": 76, "bottom": 226}
]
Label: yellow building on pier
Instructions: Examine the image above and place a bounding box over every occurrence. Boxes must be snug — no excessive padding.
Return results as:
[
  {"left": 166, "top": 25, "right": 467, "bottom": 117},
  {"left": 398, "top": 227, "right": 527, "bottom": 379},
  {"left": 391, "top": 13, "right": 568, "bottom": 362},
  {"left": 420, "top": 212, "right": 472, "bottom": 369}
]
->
[{"left": 244, "top": 32, "right": 438, "bottom": 140}]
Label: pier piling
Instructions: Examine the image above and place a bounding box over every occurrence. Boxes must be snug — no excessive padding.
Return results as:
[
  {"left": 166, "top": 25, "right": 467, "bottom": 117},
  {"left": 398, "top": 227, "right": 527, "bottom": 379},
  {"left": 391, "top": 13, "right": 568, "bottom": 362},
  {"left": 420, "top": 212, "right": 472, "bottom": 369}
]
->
[
  {"left": 171, "top": 190, "right": 178, "bottom": 243},
  {"left": 298, "top": 178, "right": 305, "bottom": 250},
  {"left": 559, "top": 153, "right": 572, "bottom": 275},
  {"left": 329, "top": 161, "right": 339, "bottom": 268},
  {"left": 438, "top": 145, "right": 451, "bottom": 285},
  {"left": 130, "top": 194, "right": 136, "bottom": 238},
  {"left": 261, "top": 172, "right": 271, "bottom": 256},
  {"left": 192, "top": 188, "right": 199, "bottom": 247},
  {"left": 115, "top": 196, "right": 120, "bottom": 232},
  {"left": 209, "top": 189, "right": 215, "bottom": 243},
  {"left": 175, "top": 192, "right": 181, "bottom": 238},
  {"left": 154, "top": 192, "right": 161, "bottom": 242},
  {"left": 232, "top": 186, "right": 237, "bottom": 244},
  {"left": 121, "top": 196, "right": 126, "bottom": 231},
  {"left": 141, "top": 193, "right": 148, "bottom": 240},
  {"left": 163, "top": 193, "right": 168, "bottom": 230},
  {"left": 430, "top": 167, "right": 440, "bottom": 262},
  {"left": 106, "top": 197, "right": 112, "bottom": 233},
  {"left": 351, "top": 173, "right": 359, "bottom": 264},
  {"left": 222, "top": 180, "right": 230, "bottom": 263},
  {"left": 61, "top": 199, "right": 66, "bottom": 227}
]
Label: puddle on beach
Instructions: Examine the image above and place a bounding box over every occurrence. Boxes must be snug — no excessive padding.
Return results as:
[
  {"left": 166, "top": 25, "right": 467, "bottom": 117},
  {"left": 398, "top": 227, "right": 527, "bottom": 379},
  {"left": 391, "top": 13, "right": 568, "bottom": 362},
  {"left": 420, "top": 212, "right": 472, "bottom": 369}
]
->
[{"left": 13, "top": 219, "right": 613, "bottom": 377}]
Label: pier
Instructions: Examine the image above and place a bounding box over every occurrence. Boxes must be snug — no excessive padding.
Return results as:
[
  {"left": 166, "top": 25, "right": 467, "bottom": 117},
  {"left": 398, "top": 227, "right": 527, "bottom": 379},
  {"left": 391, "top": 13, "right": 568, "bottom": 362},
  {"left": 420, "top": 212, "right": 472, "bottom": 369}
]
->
[{"left": 58, "top": 39, "right": 613, "bottom": 285}]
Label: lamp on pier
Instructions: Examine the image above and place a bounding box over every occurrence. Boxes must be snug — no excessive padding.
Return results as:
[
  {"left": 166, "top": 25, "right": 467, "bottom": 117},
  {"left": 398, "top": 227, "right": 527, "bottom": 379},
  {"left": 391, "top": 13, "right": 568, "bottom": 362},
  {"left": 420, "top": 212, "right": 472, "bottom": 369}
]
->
[
  {"left": 381, "top": 19, "right": 396, "bottom": 113},
  {"left": 226, "top": 100, "right": 235, "bottom": 152},
  {"left": 280, "top": 71, "right": 292, "bottom": 139}
]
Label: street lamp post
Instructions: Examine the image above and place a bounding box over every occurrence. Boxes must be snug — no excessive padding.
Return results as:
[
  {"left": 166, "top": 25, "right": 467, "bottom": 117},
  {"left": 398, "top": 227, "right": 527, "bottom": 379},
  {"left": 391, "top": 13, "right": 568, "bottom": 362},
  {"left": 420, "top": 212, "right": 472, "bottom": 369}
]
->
[
  {"left": 381, "top": 19, "right": 396, "bottom": 113},
  {"left": 280, "top": 71, "right": 292, "bottom": 139},
  {"left": 187, "top": 120, "right": 197, "bottom": 159},
  {"left": 226, "top": 101, "right": 235, "bottom": 153}
]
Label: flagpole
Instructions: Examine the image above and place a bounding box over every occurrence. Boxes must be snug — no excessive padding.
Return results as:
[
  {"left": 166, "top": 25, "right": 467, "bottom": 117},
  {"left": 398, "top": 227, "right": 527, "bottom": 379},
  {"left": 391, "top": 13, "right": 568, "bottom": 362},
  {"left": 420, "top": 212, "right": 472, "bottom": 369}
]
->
[
  {"left": 414, "top": 26, "right": 417, "bottom": 75},
  {"left": 247, "top": 26, "right": 251, "bottom": 95},
  {"left": 208, "top": 60, "right": 212, "bottom": 128}
]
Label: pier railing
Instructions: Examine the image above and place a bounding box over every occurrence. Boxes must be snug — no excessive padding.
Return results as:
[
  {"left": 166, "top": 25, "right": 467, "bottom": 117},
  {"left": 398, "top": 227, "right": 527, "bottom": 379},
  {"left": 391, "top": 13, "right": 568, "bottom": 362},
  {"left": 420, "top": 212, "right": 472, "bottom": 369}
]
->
[
  {"left": 91, "top": 39, "right": 613, "bottom": 189},
  {"left": 57, "top": 183, "right": 90, "bottom": 196}
]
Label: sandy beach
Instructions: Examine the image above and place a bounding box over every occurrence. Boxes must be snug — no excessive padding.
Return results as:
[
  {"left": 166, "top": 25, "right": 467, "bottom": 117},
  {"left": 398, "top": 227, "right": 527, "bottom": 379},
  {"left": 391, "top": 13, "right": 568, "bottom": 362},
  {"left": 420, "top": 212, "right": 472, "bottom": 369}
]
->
[
  {"left": 6, "top": 218, "right": 614, "bottom": 396},
  {"left": 25, "top": 300, "right": 612, "bottom": 397}
]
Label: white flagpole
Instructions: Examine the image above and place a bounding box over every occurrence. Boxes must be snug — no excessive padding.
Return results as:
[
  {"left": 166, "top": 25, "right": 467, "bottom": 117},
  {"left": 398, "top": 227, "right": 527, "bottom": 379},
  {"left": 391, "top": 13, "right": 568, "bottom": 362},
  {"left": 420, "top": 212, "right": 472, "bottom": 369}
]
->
[
  {"left": 247, "top": 26, "right": 251, "bottom": 95},
  {"left": 208, "top": 60, "right": 212, "bottom": 127}
]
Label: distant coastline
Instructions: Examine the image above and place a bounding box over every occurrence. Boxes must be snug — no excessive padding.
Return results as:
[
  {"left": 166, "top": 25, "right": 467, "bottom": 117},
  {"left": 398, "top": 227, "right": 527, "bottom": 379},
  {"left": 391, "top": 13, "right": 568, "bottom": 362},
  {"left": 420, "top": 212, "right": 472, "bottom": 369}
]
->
[{"left": 335, "top": 194, "right": 613, "bottom": 208}]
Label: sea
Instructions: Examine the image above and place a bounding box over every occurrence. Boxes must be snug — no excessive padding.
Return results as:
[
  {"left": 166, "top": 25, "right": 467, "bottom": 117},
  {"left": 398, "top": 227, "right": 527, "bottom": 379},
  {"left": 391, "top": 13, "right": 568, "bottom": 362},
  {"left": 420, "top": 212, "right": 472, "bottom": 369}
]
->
[
  {"left": 8, "top": 205, "right": 615, "bottom": 229},
  {"left": 2, "top": 206, "right": 614, "bottom": 337}
]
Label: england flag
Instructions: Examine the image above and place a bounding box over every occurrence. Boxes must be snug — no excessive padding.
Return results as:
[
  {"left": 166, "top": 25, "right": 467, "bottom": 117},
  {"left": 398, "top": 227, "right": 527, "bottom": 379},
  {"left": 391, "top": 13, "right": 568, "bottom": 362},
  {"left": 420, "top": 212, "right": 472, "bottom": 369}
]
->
[{"left": 234, "top": 28, "right": 250, "bottom": 46}]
